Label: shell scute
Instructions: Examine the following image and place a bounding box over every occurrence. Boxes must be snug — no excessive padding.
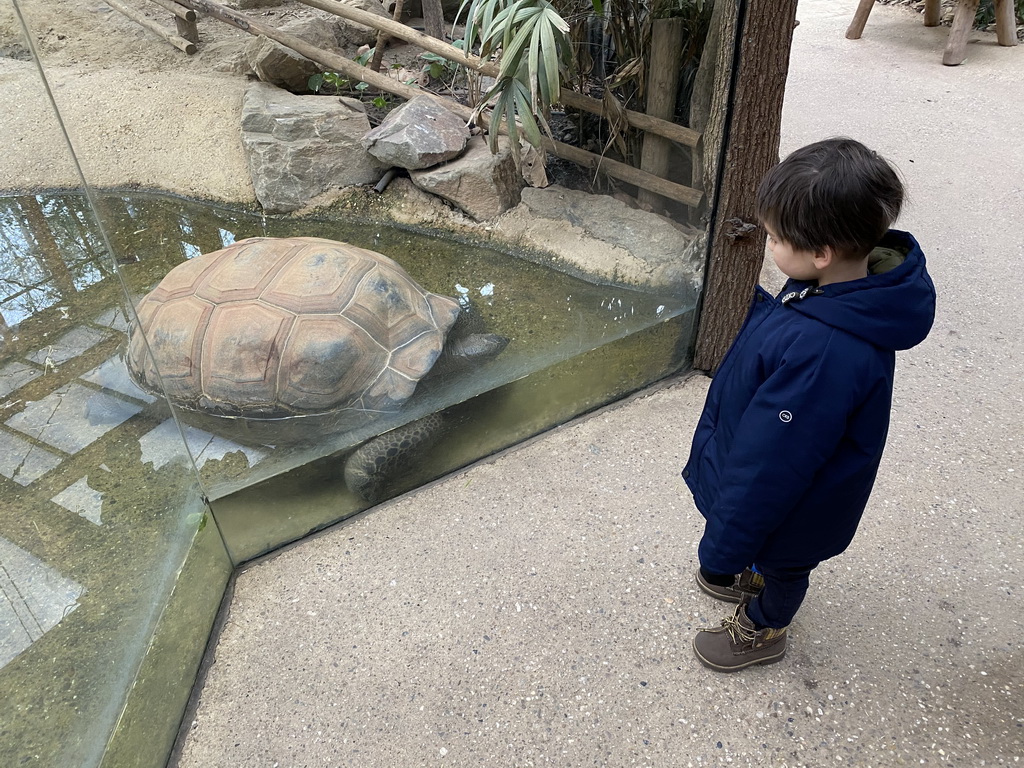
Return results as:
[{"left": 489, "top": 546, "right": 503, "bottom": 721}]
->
[
  {"left": 277, "top": 315, "right": 388, "bottom": 412},
  {"left": 260, "top": 242, "right": 377, "bottom": 315},
  {"left": 147, "top": 249, "right": 224, "bottom": 302},
  {"left": 200, "top": 302, "right": 294, "bottom": 411},
  {"left": 141, "top": 295, "right": 215, "bottom": 400},
  {"left": 195, "top": 239, "right": 293, "bottom": 305}
]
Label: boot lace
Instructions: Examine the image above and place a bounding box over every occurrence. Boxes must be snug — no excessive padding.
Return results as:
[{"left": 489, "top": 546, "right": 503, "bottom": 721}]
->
[{"left": 721, "top": 611, "right": 757, "bottom": 644}]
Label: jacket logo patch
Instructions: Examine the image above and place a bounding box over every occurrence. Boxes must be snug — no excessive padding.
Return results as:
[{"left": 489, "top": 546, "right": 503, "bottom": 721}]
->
[{"left": 779, "top": 410, "right": 793, "bottom": 423}]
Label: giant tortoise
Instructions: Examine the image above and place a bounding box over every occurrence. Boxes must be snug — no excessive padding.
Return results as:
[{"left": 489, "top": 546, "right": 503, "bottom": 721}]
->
[{"left": 125, "top": 236, "right": 507, "bottom": 500}]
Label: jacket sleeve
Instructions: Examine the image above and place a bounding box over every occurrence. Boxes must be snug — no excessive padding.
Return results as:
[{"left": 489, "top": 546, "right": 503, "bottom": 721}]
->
[{"left": 698, "top": 330, "right": 866, "bottom": 574}]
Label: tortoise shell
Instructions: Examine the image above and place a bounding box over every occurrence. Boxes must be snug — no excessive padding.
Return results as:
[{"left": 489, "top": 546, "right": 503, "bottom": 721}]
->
[{"left": 126, "top": 237, "right": 461, "bottom": 427}]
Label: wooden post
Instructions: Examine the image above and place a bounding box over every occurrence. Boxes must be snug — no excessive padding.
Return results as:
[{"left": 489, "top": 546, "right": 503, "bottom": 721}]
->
[
  {"left": 370, "top": 0, "right": 405, "bottom": 72},
  {"left": 638, "top": 17, "right": 685, "bottom": 210},
  {"left": 924, "top": 0, "right": 941, "bottom": 27},
  {"left": 943, "top": 0, "right": 981, "bottom": 65},
  {"left": 175, "top": 14, "right": 200, "bottom": 44},
  {"left": 693, "top": 0, "right": 799, "bottom": 372},
  {"left": 995, "top": 0, "right": 1019, "bottom": 47},
  {"left": 421, "top": 0, "right": 445, "bottom": 40},
  {"left": 169, "top": 0, "right": 200, "bottom": 47},
  {"left": 845, "top": 0, "right": 875, "bottom": 40}
]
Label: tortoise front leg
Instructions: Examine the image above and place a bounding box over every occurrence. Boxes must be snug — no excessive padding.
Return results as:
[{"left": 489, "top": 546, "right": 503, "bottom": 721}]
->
[{"left": 343, "top": 412, "right": 448, "bottom": 502}]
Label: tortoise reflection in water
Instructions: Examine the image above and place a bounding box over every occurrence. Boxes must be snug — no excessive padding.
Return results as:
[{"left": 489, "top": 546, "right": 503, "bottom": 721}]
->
[{"left": 124, "top": 236, "right": 508, "bottom": 501}]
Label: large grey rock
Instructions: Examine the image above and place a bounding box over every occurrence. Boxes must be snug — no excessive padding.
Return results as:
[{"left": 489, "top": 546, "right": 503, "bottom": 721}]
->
[
  {"left": 334, "top": 0, "right": 392, "bottom": 46},
  {"left": 241, "top": 83, "right": 385, "bottom": 213},
  {"left": 245, "top": 18, "right": 339, "bottom": 92},
  {"left": 409, "top": 136, "right": 523, "bottom": 221},
  {"left": 495, "top": 185, "right": 704, "bottom": 290},
  {"left": 361, "top": 95, "right": 470, "bottom": 170}
]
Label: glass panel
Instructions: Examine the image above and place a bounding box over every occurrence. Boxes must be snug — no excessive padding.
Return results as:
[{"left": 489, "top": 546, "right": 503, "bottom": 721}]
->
[
  {"left": 2, "top": 0, "right": 728, "bottom": 565},
  {"left": 61, "top": 193, "right": 698, "bottom": 561},
  {"left": 0, "top": 4, "right": 230, "bottom": 768},
  {"left": 4, "top": 0, "right": 736, "bottom": 761}
]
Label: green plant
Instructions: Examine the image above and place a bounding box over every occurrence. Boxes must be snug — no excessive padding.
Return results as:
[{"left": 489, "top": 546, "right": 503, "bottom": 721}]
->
[
  {"left": 308, "top": 48, "right": 392, "bottom": 105},
  {"left": 460, "top": 0, "right": 574, "bottom": 151},
  {"left": 457, "top": 0, "right": 711, "bottom": 165},
  {"left": 975, "top": 0, "right": 1024, "bottom": 26},
  {"left": 308, "top": 71, "right": 350, "bottom": 92},
  {"left": 421, "top": 51, "right": 458, "bottom": 80}
]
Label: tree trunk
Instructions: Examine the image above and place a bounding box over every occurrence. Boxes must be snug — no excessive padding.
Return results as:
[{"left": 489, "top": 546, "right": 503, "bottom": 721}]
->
[
  {"left": 20, "top": 197, "right": 79, "bottom": 302},
  {"left": 421, "top": 0, "right": 444, "bottom": 40},
  {"left": 693, "top": 0, "right": 798, "bottom": 372}
]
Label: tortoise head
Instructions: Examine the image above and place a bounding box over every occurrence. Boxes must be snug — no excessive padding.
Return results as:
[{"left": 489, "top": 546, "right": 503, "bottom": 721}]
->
[{"left": 433, "top": 306, "right": 508, "bottom": 375}]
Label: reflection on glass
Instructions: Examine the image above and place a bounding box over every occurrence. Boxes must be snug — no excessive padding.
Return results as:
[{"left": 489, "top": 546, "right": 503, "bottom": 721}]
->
[
  {"left": 2, "top": 192, "right": 694, "bottom": 494},
  {"left": 1, "top": 4, "right": 222, "bottom": 759},
  {"left": 0, "top": 535, "right": 84, "bottom": 670}
]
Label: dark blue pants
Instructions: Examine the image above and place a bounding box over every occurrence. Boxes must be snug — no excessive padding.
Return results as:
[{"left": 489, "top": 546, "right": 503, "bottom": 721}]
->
[{"left": 746, "top": 563, "right": 818, "bottom": 629}]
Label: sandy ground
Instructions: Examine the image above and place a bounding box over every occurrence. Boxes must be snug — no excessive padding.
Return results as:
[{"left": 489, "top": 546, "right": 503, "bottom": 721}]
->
[
  {"left": 0, "top": 0, "right": 336, "bottom": 201},
  {"left": 171, "top": 2, "right": 1024, "bottom": 766}
]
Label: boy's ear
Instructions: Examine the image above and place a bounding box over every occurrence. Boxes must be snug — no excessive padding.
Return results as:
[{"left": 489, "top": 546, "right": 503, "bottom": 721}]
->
[{"left": 812, "top": 246, "right": 836, "bottom": 269}]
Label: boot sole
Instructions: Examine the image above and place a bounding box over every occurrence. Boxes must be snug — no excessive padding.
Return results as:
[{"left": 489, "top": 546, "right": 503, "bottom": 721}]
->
[{"left": 691, "top": 636, "right": 787, "bottom": 672}]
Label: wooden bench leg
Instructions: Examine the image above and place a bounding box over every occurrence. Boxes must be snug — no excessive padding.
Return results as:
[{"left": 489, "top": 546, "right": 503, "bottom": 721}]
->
[
  {"left": 846, "top": 0, "right": 876, "bottom": 40},
  {"left": 995, "top": 0, "right": 1020, "bottom": 47},
  {"left": 943, "top": 0, "right": 980, "bottom": 66},
  {"left": 924, "top": 0, "right": 941, "bottom": 27}
]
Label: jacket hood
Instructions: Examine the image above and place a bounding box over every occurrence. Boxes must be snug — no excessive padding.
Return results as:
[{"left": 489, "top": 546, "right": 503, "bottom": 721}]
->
[{"left": 780, "top": 230, "right": 936, "bottom": 351}]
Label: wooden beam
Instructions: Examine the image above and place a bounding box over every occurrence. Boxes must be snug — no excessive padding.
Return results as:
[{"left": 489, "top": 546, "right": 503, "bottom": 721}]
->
[
  {"left": 144, "top": 0, "right": 196, "bottom": 22},
  {"left": 107, "top": 0, "right": 197, "bottom": 54},
  {"left": 693, "top": 0, "right": 798, "bottom": 371}
]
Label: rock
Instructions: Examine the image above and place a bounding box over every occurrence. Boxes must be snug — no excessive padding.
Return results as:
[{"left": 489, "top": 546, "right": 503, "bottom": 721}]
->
[
  {"left": 206, "top": 41, "right": 252, "bottom": 76},
  {"left": 493, "top": 185, "right": 704, "bottom": 291},
  {"left": 334, "top": 0, "right": 393, "bottom": 46},
  {"left": 409, "top": 136, "right": 523, "bottom": 221},
  {"left": 241, "top": 83, "right": 386, "bottom": 213},
  {"left": 361, "top": 95, "right": 470, "bottom": 170},
  {"left": 245, "top": 17, "right": 340, "bottom": 92}
]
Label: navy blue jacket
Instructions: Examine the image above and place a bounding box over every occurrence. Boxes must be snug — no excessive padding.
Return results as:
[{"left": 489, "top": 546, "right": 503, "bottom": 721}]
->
[{"left": 683, "top": 230, "right": 936, "bottom": 574}]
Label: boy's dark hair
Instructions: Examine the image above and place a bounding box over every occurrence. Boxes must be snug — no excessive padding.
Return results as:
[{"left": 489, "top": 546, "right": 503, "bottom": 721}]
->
[{"left": 756, "top": 137, "right": 904, "bottom": 259}]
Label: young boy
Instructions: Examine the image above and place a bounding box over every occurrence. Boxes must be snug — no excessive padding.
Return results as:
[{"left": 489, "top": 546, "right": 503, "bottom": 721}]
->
[{"left": 683, "top": 138, "right": 936, "bottom": 672}]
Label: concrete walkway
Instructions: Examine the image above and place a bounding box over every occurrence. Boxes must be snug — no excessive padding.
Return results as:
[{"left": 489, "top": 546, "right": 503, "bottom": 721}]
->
[{"left": 173, "top": 3, "right": 1024, "bottom": 766}]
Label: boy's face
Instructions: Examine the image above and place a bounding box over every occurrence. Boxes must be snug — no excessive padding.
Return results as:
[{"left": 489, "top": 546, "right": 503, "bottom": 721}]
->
[{"left": 765, "top": 227, "right": 823, "bottom": 282}]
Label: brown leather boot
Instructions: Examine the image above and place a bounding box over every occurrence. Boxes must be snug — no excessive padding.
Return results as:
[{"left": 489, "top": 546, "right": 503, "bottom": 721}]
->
[
  {"left": 695, "top": 567, "right": 765, "bottom": 603},
  {"left": 692, "top": 603, "right": 788, "bottom": 672}
]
